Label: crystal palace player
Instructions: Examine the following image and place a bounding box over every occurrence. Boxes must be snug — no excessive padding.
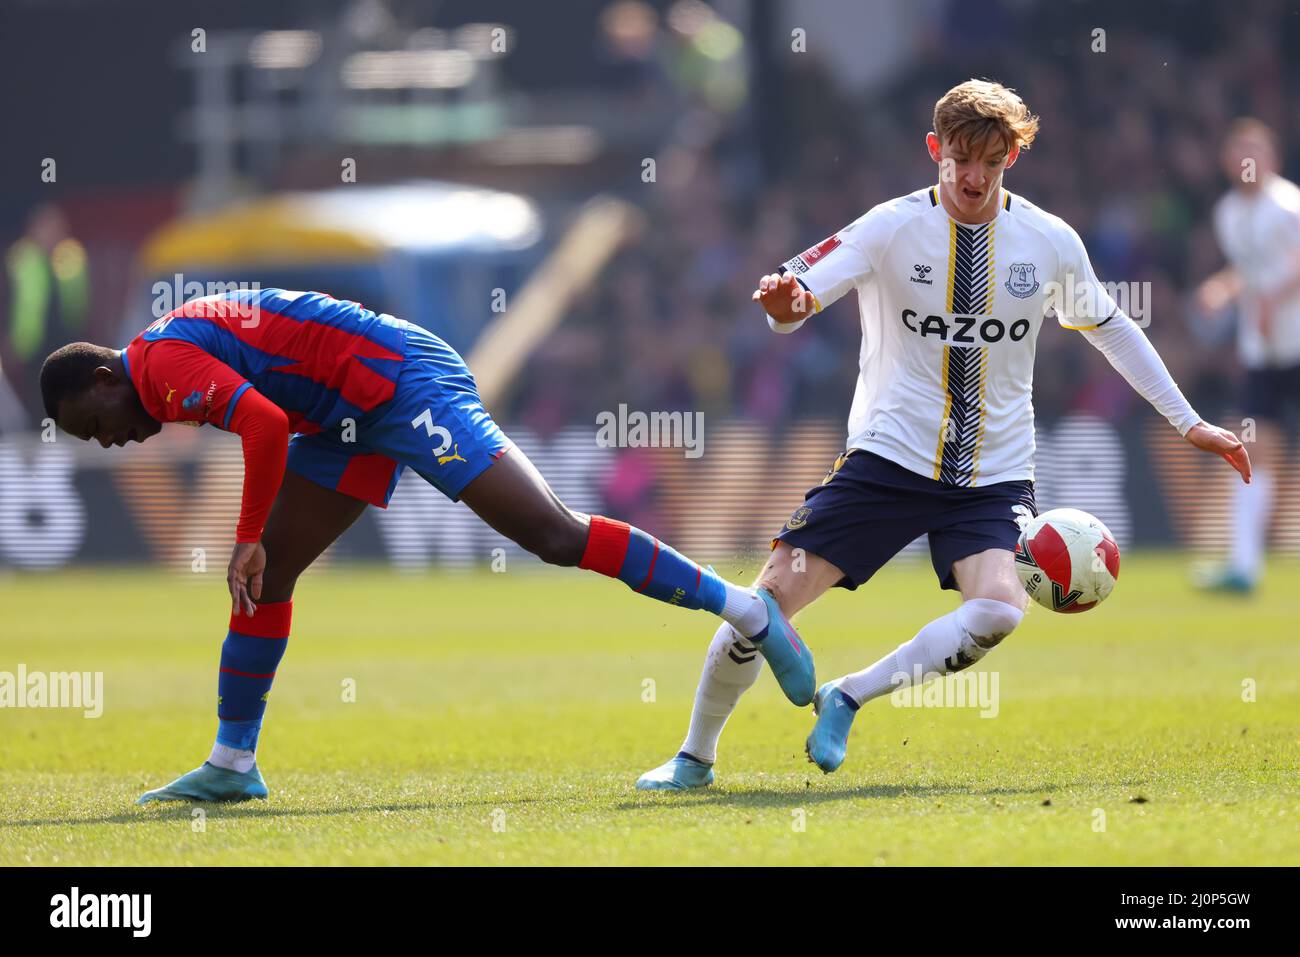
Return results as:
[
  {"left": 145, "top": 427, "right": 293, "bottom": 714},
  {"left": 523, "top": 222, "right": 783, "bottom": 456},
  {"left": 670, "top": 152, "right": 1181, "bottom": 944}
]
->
[
  {"left": 637, "top": 80, "right": 1252, "bottom": 789},
  {"left": 40, "top": 287, "right": 813, "bottom": 803}
]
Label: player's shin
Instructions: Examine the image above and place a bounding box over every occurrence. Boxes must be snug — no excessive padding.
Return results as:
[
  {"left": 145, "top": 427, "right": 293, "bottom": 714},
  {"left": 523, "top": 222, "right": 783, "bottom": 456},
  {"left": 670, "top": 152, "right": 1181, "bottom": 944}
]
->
[
  {"left": 839, "top": 598, "right": 1022, "bottom": 706},
  {"left": 209, "top": 601, "right": 293, "bottom": 771},
  {"left": 679, "top": 622, "right": 764, "bottom": 764},
  {"left": 578, "top": 515, "right": 767, "bottom": 636},
  {"left": 1230, "top": 469, "right": 1272, "bottom": 582}
]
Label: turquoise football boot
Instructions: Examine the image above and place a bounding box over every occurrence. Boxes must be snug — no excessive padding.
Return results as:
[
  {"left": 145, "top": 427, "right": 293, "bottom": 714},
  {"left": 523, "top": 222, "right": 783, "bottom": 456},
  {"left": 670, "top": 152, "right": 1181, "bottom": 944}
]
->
[
  {"left": 1192, "top": 564, "right": 1256, "bottom": 595},
  {"left": 750, "top": 588, "right": 815, "bottom": 706},
  {"left": 636, "top": 752, "right": 715, "bottom": 791},
  {"left": 136, "top": 762, "right": 269, "bottom": 804},
  {"left": 805, "top": 680, "right": 859, "bottom": 773}
]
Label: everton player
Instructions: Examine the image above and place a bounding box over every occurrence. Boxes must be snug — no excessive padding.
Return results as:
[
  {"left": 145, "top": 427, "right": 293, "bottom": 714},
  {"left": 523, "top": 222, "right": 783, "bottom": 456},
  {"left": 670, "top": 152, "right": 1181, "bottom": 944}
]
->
[
  {"left": 637, "top": 80, "right": 1252, "bottom": 789},
  {"left": 1195, "top": 118, "right": 1300, "bottom": 593},
  {"left": 40, "top": 287, "right": 813, "bottom": 803}
]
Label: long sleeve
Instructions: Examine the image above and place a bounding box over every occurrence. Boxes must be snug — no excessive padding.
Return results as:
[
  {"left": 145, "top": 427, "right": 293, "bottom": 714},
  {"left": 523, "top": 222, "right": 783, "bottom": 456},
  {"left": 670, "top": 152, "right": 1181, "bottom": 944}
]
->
[
  {"left": 1079, "top": 315, "right": 1201, "bottom": 435},
  {"left": 225, "top": 387, "right": 289, "bottom": 543}
]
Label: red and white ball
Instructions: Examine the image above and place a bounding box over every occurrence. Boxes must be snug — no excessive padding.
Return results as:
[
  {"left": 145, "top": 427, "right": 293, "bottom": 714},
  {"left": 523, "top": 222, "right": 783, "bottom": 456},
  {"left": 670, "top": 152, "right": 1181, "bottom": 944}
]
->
[{"left": 1014, "top": 508, "right": 1120, "bottom": 613}]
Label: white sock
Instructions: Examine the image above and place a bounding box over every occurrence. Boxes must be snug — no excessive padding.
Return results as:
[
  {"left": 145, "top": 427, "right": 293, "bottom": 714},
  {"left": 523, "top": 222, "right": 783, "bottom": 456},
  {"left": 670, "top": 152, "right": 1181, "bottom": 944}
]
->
[
  {"left": 840, "top": 598, "right": 1023, "bottom": 705},
  {"left": 719, "top": 582, "right": 768, "bottom": 638},
  {"left": 1230, "top": 468, "right": 1271, "bottom": 581},
  {"left": 680, "top": 622, "right": 764, "bottom": 764},
  {"left": 208, "top": 742, "right": 256, "bottom": 773}
]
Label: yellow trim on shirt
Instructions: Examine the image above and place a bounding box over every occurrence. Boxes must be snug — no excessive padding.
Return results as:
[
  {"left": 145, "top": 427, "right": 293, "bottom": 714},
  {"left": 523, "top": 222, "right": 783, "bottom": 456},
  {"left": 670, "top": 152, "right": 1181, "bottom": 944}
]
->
[
  {"left": 969, "top": 349, "right": 991, "bottom": 486},
  {"left": 944, "top": 221, "right": 957, "bottom": 313},
  {"left": 980, "top": 221, "right": 998, "bottom": 313},
  {"left": 933, "top": 344, "right": 953, "bottom": 481}
]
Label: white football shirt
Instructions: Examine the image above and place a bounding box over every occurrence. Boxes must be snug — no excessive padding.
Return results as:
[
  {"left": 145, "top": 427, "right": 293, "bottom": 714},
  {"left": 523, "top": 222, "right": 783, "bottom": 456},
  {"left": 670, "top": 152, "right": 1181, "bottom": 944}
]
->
[
  {"left": 780, "top": 186, "right": 1123, "bottom": 487},
  {"left": 1212, "top": 173, "right": 1300, "bottom": 368}
]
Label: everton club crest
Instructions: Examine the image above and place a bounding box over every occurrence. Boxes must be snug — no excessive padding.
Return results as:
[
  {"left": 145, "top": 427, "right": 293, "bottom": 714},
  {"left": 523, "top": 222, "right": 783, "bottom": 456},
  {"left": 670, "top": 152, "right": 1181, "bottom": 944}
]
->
[{"left": 1005, "top": 262, "right": 1039, "bottom": 299}]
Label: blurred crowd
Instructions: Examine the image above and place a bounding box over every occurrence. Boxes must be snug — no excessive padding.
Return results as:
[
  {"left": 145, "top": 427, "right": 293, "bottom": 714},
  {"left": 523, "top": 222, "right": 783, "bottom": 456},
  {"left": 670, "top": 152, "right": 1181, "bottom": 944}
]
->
[
  {"left": 4, "top": 0, "right": 1297, "bottom": 442},
  {"left": 513, "top": 0, "right": 1300, "bottom": 438}
]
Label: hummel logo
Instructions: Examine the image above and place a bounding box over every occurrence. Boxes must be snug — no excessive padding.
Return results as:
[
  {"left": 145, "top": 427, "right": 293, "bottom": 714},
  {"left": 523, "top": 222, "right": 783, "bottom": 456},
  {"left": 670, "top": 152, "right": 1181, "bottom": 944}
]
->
[
  {"left": 910, "top": 264, "right": 934, "bottom": 285},
  {"left": 834, "top": 696, "right": 845, "bottom": 709}
]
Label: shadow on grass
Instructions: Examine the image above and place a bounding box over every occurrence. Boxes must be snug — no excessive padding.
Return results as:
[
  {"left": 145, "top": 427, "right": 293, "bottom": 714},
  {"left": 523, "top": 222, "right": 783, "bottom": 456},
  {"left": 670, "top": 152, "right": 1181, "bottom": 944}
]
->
[
  {"left": 615, "top": 779, "right": 1133, "bottom": 811},
  {"left": 0, "top": 794, "right": 557, "bottom": 829},
  {"left": 2, "top": 778, "right": 1148, "bottom": 828}
]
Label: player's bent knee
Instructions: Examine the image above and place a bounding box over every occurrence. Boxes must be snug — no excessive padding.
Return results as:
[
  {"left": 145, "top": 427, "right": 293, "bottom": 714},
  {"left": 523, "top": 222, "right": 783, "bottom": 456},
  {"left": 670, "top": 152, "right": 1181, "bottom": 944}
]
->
[
  {"left": 959, "top": 597, "right": 1024, "bottom": 649},
  {"left": 258, "top": 554, "right": 311, "bottom": 604},
  {"left": 524, "top": 511, "right": 587, "bottom": 567},
  {"left": 258, "top": 570, "right": 300, "bottom": 605}
]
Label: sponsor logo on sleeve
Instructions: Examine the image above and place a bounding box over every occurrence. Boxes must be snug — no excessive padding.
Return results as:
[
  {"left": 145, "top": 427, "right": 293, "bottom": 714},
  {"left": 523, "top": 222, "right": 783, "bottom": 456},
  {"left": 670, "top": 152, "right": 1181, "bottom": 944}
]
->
[{"left": 785, "top": 234, "right": 842, "bottom": 275}]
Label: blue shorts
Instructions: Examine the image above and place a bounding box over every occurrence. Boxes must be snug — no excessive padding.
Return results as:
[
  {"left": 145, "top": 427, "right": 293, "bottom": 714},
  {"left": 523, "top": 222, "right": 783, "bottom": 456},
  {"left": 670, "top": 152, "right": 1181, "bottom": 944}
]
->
[
  {"left": 775, "top": 449, "right": 1037, "bottom": 591},
  {"left": 286, "top": 323, "right": 510, "bottom": 507}
]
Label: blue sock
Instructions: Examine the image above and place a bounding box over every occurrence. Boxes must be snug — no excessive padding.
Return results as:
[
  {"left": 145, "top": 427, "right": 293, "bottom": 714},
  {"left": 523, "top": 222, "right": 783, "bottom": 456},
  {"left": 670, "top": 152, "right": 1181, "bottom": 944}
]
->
[
  {"left": 216, "top": 601, "right": 292, "bottom": 756},
  {"left": 578, "top": 515, "right": 726, "bottom": 613}
]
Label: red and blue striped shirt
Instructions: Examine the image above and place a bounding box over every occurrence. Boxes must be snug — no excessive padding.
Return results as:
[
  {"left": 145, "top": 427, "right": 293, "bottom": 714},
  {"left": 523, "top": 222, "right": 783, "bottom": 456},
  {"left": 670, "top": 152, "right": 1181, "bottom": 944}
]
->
[
  {"left": 121, "top": 288, "right": 408, "bottom": 541},
  {"left": 122, "top": 288, "right": 407, "bottom": 434}
]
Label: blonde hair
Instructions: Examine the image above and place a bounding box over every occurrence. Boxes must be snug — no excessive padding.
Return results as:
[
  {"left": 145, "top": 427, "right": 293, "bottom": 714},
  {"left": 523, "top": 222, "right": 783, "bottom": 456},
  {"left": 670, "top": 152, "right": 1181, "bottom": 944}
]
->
[
  {"left": 1225, "top": 116, "right": 1276, "bottom": 149},
  {"left": 933, "top": 80, "right": 1039, "bottom": 154}
]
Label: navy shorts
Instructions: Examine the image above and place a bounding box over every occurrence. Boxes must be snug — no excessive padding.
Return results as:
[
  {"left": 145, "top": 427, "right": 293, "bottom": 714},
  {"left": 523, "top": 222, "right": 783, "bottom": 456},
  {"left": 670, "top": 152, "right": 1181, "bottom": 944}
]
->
[
  {"left": 775, "top": 449, "right": 1037, "bottom": 591},
  {"left": 1241, "top": 363, "right": 1300, "bottom": 425}
]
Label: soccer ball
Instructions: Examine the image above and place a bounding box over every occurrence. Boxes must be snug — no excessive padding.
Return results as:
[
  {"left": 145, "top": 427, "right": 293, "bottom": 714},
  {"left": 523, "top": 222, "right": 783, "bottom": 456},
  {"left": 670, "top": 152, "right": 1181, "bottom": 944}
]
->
[{"left": 1014, "top": 508, "right": 1120, "bottom": 613}]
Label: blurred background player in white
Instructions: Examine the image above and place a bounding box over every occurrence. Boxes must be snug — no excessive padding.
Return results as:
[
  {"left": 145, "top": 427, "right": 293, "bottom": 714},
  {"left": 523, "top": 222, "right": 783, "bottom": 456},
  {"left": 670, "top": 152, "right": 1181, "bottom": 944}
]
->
[
  {"left": 1196, "top": 118, "right": 1300, "bottom": 593},
  {"left": 638, "top": 80, "right": 1252, "bottom": 788}
]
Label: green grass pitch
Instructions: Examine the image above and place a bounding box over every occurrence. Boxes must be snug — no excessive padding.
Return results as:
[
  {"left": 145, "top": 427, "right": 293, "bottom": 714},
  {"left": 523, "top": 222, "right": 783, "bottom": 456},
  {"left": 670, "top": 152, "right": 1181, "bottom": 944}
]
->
[{"left": 1, "top": 554, "right": 1297, "bottom": 865}]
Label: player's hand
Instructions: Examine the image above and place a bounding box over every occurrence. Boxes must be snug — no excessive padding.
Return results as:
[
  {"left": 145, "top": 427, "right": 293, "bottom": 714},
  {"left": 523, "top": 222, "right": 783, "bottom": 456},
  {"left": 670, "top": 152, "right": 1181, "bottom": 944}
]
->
[
  {"left": 1195, "top": 272, "right": 1236, "bottom": 314},
  {"left": 1185, "top": 421, "right": 1252, "bottom": 484},
  {"left": 753, "top": 273, "right": 815, "bottom": 324},
  {"left": 228, "top": 541, "right": 266, "bottom": 617}
]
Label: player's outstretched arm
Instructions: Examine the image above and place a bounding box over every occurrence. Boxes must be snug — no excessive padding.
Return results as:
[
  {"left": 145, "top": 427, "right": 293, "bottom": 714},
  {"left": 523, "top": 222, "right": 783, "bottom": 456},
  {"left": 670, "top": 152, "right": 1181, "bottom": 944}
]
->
[{"left": 1077, "top": 315, "right": 1251, "bottom": 484}]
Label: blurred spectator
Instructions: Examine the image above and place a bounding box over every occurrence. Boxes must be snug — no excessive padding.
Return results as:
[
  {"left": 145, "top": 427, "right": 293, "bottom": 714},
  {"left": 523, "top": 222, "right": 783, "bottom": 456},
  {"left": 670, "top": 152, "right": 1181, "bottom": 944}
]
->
[
  {"left": 2, "top": 205, "right": 89, "bottom": 424},
  {"left": 520, "top": 0, "right": 1300, "bottom": 438}
]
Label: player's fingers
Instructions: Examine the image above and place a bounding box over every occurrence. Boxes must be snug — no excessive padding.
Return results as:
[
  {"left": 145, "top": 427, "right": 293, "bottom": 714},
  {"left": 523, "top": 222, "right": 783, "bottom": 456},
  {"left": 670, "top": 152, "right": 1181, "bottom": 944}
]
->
[
  {"left": 1218, "top": 439, "right": 1245, "bottom": 475},
  {"left": 250, "top": 569, "right": 263, "bottom": 602},
  {"left": 1225, "top": 444, "right": 1252, "bottom": 483},
  {"left": 228, "top": 571, "right": 241, "bottom": 615}
]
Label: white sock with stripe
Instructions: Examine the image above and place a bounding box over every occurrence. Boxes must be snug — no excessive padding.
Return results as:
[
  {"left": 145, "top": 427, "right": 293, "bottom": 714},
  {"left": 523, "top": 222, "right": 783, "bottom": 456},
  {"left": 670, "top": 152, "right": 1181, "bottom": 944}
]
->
[
  {"left": 840, "top": 598, "right": 1023, "bottom": 705},
  {"left": 680, "top": 622, "right": 764, "bottom": 764}
]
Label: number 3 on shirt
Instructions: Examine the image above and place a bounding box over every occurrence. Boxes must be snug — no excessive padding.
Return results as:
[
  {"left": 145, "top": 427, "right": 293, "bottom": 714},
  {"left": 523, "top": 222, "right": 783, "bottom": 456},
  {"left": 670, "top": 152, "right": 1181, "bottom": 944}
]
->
[{"left": 410, "top": 408, "right": 453, "bottom": 457}]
